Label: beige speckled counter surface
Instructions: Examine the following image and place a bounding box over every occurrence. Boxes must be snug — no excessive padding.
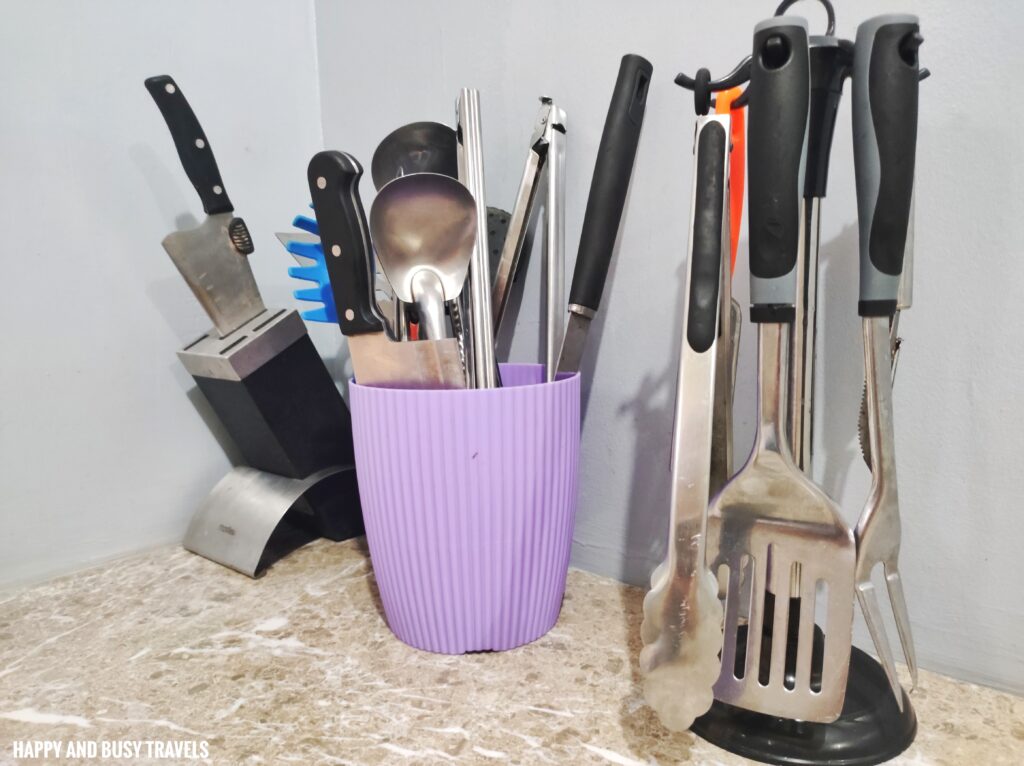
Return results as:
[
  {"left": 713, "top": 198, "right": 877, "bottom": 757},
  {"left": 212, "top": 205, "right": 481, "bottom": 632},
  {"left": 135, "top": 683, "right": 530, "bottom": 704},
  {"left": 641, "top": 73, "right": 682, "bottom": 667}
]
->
[{"left": 0, "top": 539, "right": 1020, "bottom": 765}]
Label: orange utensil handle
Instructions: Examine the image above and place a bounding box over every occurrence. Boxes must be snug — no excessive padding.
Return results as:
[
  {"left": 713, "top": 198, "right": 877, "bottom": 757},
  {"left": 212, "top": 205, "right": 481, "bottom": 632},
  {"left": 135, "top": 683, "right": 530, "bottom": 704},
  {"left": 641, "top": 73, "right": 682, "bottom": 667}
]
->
[{"left": 715, "top": 86, "right": 745, "bottom": 278}]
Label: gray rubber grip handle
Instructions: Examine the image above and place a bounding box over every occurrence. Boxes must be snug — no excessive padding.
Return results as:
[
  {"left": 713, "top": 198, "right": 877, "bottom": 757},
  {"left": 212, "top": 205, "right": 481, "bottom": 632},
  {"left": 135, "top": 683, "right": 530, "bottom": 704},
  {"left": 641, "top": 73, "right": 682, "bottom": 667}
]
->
[
  {"left": 853, "top": 14, "right": 921, "bottom": 317},
  {"left": 747, "top": 17, "right": 809, "bottom": 323}
]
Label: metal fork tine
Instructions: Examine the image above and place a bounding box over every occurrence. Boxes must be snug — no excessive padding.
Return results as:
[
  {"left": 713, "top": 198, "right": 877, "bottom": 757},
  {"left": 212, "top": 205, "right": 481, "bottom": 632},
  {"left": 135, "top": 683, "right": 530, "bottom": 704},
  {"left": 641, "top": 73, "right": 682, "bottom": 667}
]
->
[
  {"left": 856, "top": 580, "right": 904, "bottom": 711},
  {"left": 885, "top": 564, "right": 918, "bottom": 690},
  {"left": 794, "top": 568, "right": 817, "bottom": 691}
]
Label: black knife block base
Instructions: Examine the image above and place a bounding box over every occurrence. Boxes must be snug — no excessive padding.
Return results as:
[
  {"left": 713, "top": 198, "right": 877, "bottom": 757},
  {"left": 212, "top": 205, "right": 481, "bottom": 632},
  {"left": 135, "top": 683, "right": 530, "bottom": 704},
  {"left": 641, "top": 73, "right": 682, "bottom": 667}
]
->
[
  {"left": 692, "top": 634, "right": 916, "bottom": 766},
  {"left": 257, "top": 475, "right": 362, "bottom": 574},
  {"left": 184, "top": 314, "right": 363, "bottom": 542}
]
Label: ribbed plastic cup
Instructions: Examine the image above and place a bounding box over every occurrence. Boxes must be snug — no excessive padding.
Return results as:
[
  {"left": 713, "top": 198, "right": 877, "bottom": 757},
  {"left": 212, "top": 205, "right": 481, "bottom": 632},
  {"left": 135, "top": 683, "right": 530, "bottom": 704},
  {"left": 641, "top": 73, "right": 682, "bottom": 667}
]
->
[{"left": 349, "top": 363, "right": 580, "bottom": 654}]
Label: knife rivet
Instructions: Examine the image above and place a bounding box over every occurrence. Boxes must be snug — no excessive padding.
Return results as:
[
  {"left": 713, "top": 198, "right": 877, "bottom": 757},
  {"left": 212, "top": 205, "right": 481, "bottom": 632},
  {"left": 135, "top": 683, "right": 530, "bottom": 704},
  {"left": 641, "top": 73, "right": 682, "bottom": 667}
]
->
[
  {"left": 213, "top": 185, "right": 223, "bottom": 195},
  {"left": 331, "top": 245, "right": 341, "bottom": 257},
  {"left": 164, "top": 83, "right": 176, "bottom": 94},
  {"left": 195, "top": 138, "right": 206, "bottom": 149},
  {"left": 345, "top": 309, "right": 354, "bottom": 321},
  {"left": 316, "top": 176, "right": 327, "bottom": 190}
]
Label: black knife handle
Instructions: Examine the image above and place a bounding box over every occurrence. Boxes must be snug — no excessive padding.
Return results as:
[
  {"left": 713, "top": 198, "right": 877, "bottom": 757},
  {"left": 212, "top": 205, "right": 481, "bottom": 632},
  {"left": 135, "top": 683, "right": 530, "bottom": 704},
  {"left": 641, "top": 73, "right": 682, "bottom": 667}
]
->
[
  {"left": 144, "top": 75, "right": 233, "bottom": 215},
  {"left": 568, "top": 53, "right": 653, "bottom": 313},
  {"left": 805, "top": 38, "right": 852, "bottom": 199},
  {"left": 687, "top": 119, "right": 726, "bottom": 354},
  {"left": 747, "top": 17, "right": 809, "bottom": 323},
  {"left": 307, "top": 150, "right": 385, "bottom": 336},
  {"left": 853, "top": 15, "right": 921, "bottom": 317}
]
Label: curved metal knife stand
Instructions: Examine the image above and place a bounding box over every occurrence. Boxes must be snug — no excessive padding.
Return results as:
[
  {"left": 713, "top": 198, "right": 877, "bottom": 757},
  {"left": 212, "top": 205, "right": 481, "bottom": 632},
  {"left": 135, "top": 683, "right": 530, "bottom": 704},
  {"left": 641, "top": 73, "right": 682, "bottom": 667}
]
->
[
  {"left": 177, "top": 309, "right": 363, "bottom": 578},
  {"left": 671, "top": 6, "right": 921, "bottom": 765}
]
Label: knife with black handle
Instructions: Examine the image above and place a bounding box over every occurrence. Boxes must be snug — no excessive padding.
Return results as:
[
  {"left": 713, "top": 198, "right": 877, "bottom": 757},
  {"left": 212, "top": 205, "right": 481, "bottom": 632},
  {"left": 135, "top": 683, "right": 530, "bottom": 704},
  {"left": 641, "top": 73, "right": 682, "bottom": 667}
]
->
[
  {"left": 556, "top": 53, "right": 653, "bottom": 374},
  {"left": 307, "top": 150, "right": 386, "bottom": 338},
  {"left": 144, "top": 75, "right": 234, "bottom": 215},
  {"left": 145, "top": 74, "right": 263, "bottom": 336},
  {"left": 307, "top": 150, "right": 466, "bottom": 388}
]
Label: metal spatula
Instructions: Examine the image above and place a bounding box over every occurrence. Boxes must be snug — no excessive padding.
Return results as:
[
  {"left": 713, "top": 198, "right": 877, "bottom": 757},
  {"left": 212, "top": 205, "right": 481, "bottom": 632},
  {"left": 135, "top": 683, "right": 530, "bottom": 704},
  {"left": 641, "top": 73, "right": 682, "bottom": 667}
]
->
[{"left": 705, "top": 17, "right": 855, "bottom": 724}]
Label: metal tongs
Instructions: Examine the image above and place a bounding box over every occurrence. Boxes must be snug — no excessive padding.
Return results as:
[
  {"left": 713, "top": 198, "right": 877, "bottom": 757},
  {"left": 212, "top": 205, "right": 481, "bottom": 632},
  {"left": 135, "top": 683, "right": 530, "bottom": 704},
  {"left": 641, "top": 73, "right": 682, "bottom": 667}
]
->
[
  {"left": 640, "top": 111, "right": 731, "bottom": 731},
  {"left": 492, "top": 98, "right": 567, "bottom": 381}
]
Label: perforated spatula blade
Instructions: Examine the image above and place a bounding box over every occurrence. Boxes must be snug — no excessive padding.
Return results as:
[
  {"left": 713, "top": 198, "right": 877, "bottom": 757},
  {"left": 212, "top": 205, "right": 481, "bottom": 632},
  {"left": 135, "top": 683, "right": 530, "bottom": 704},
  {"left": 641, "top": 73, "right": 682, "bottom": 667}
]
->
[{"left": 705, "top": 18, "right": 855, "bottom": 723}]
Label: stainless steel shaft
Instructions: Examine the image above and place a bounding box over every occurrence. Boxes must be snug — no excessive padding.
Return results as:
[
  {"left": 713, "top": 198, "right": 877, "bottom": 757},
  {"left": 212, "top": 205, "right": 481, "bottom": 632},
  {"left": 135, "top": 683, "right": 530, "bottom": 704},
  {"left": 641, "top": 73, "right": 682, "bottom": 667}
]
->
[
  {"left": 456, "top": 88, "right": 498, "bottom": 388},
  {"left": 789, "top": 196, "right": 820, "bottom": 472},
  {"left": 544, "top": 118, "right": 566, "bottom": 381}
]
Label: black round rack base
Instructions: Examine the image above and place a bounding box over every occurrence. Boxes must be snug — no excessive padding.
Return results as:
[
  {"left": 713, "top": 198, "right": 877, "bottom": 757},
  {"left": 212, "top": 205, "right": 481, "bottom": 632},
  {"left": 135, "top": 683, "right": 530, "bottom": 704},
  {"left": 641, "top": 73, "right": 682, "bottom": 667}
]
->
[{"left": 691, "top": 645, "right": 917, "bottom": 766}]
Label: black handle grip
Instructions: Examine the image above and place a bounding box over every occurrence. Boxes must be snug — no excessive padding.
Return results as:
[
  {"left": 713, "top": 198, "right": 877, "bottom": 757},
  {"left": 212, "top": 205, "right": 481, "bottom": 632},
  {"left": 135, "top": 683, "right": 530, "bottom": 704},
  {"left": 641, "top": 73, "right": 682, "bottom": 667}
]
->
[
  {"left": 568, "top": 53, "right": 653, "bottom": 312},
  {"left": 307, "top": 151, "right": 385, "bottom": 336},
  {"left": 804, "top": 39, "right": 851, "bottom": 198},
  {"left": 687, "top": 120, "right": 727, "bottom": 354},
  {"left": 144, "top": 75, "right": 233, "bottom": 215},
  {"left": 747, "top": 18, "right": 809, "bottom": 321},
  {"left": 853, "top": 15, "right": 921, "bottom": 316}
]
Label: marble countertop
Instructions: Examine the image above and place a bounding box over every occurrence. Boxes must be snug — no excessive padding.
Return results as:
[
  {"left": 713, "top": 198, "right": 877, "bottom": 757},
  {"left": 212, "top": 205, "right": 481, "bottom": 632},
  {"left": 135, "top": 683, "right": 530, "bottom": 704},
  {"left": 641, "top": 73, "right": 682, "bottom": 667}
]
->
[{"left": 0, "top": 539, "right": 1020, "bottom": 765}]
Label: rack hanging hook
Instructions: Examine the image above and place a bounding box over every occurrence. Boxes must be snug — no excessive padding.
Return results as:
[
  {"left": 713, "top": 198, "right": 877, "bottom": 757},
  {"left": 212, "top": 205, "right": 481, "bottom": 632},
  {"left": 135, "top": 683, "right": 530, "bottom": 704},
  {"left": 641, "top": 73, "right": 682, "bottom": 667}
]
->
[
  {"left": 774, "top": 0, "right": 836, "bottom": 36},
  {"left": 674, "top": 56, "right": 752, "bottom": 116}
]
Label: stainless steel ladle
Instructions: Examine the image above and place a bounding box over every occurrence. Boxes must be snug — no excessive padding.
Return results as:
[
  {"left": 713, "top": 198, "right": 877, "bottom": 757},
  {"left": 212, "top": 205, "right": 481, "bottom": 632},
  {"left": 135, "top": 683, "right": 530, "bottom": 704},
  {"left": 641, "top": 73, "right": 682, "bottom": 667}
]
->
[
  {"left": 370, "top": 122, "right": 458, "bottom": 191},
  {"left": 369, "top": 173, "right": 477, "bottom": 340}
]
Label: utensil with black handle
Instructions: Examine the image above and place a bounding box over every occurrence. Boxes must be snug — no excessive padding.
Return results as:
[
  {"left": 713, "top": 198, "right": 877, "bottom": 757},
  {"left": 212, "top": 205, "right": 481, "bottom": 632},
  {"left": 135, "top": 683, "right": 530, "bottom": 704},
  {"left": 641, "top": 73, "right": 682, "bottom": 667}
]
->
[
  {"left": 556, "top": 54, "right": 652, "bottom": 375},
  {"left": 307, "top": 150, "right": 466, "bottom": 389},
  {"left": 145, "top": 75, "right": 265, "bottom": 337},
  {"left": 789, "top": 35, "right": 852, "bottom": 473},
  {"left": 640, "top": 113, "right": 730, "bottom": 731},
  {"left": 852, "top": 12, "right": 922, "bottom": 711},
  {"left": 705, "top": 17, "right": 855, "bottom": 723}
]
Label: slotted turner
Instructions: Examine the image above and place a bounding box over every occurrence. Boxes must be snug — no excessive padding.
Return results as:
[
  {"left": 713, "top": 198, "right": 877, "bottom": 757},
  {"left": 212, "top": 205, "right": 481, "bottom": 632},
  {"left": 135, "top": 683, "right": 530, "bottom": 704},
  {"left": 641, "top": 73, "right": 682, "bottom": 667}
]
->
[{"left": 705, "top": 17, "right": 855, "bottom": 724}]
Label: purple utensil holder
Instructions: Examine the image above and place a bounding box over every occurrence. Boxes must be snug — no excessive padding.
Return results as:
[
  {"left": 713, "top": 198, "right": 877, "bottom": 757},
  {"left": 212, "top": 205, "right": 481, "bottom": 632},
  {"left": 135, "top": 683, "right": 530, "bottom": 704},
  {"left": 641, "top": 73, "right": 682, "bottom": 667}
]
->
[{"left": 349, "top": 363, "right": 580, "bottom": 654}]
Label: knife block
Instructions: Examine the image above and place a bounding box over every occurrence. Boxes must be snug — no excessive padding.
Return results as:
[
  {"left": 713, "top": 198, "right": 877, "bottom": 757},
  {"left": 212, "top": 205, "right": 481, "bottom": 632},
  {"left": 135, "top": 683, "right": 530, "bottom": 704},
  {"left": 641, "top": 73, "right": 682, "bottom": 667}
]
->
[{"left": 178, "top": 308, "right": 363, "bottom": 542}]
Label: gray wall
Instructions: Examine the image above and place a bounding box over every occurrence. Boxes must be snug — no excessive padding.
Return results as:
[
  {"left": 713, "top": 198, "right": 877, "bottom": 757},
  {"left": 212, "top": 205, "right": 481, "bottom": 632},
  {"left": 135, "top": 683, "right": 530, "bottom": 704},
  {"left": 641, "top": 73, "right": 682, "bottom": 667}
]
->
[
  {"left": 315, "top": 0, "right": 1024, "bottom": 692},
  {"left": 0, "top": 0, "right": 325, "bottom": 583}
]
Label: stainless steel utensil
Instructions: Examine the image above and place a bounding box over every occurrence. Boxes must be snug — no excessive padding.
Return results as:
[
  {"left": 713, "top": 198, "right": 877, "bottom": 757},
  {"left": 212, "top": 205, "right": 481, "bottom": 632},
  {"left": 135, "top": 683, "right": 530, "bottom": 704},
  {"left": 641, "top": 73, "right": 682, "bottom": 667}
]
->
[
  {"left": 851, "top": 13, "right": 922, "bottom": 708},
  {"left": 184, "top": 465, "right": 346, "bottom": 578},
  {"left": 369, "top": 173, "right": 477, "bottom": 340},
  {"left": 490, "top": 98, "right": 567, "bottom": 381},
  {"left": 145, "top": 75, "right": 265, "bottom": 337},
  {"left": 556, "top": 55, "right": 652, "bottom": 375},
  {"left": 370, "top": 121, "right": 458, "bottom": 191},
  {"left": 859, "top": 192, "right": 914, "bottom": 466},
  {"left": 456, "top": 89, "right": 499, "bottom": 388},
  {"left": 307, "top": 150, "right": 466, "bottom": 389},
  {"left": 706, "top": 18, "right": 855, "bottom": 723},
  {"left": 789, "top": 36, "right": 851, "bottom": 472},
  {"left": 640, "top": 114, "right": 730, "bottom": 731}
]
